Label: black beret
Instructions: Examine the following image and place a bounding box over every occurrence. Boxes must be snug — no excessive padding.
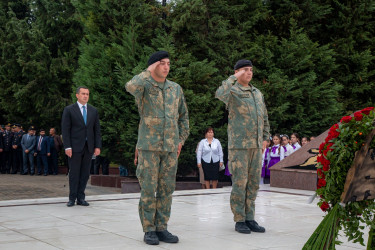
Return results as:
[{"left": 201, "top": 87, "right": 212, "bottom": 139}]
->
[
  {"left": 234, "top": 59, "right": 253, "bottom": 70},
  {"left": 148, "top": 51, "right": 169, "bottom": 66}
]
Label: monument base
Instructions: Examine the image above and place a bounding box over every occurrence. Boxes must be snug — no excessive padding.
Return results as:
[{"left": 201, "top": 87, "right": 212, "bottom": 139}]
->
[{"left": 270, "top": 169, "right": 317, "bottom": 191}]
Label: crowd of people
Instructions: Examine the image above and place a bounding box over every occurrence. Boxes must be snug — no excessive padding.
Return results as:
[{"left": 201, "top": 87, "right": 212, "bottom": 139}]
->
[
  {"left": 196, "top": 129, "right": 315, "bottom": 188},
  {"left": 261, "top": 133, "right": 315, "bottom": 184},
  {"left": 0, "top": 123, "right": 63, "bottom": 175},
  {"left": 0, "top": 122, "right": 109, "bottom": 176}
]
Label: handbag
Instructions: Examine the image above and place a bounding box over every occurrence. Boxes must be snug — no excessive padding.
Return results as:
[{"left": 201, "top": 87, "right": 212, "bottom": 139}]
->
[{"left": 219, "top": 164, "right": 225, "bottom": 171}]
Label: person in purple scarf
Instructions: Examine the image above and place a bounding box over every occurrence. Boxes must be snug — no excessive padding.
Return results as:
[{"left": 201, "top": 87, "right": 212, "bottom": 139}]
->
[{"left": 263, "top": 134, "right": 285, "bottom": 183}]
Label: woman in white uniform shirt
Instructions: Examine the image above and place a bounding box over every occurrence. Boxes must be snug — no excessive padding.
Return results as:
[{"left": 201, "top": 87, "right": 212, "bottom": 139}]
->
[
  {"left": 290, "top": 133, "right": 301, "bottom": 153},
  {"left": 281, "top": 135, "right": 293, "bottom": 157},
  {"left": 197, "top": 127, "right": 224, "bottom": 189}
]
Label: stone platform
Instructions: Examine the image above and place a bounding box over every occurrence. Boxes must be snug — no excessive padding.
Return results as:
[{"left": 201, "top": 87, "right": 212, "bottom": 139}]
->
[{"left": 0, "top": 186, "right": 367, "bottom": 249}]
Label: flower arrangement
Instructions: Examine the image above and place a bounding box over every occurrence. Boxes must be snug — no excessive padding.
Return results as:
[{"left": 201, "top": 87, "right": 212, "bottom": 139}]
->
[{"left": 304, "top": 107, "right": 375, "bottom": 249}]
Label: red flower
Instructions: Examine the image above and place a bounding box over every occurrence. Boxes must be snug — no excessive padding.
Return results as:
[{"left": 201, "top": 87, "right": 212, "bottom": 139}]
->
[
  {"left": 340, "top": 116, "right": 352, "bottom": 123},
  {"left": 322, "top": 161, "right": 330, "bottom": 171},
  {"left": 326, "top": 124, "right": 340, "bottom": 141},
  {"left": 318, "top": 178, "right": 326, "bottom": 188},
  {"left": 354, "top": 111, "right": 363, "bottom": 121},
  {"left": 317, "top": 168, "right": 325, "bottom": 179},
  {"left": 317, "top": 155, "right": 323, "bottom": 163},
  {"left": 318, "top": 155, "right": 330, "bottom": 171},
  {"left": 320, "top": 202, "right": 330, "bottom": 212},
  {"left": 361, "top": 107, "right": 374, "bottom": 115},
  {"left": 319, "top": 142, "right": 326, "bottom": 153}
]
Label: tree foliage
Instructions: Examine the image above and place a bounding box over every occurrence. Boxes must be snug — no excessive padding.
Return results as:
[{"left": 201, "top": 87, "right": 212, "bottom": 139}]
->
[
  {"left": 0, "top": 0, "right": 374, "bottom": 175},
  {"left": 0, "top": 0, "right": 82, "bottom": 130}
]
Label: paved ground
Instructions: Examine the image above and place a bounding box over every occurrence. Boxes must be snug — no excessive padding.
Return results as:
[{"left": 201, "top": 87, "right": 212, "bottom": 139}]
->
[
  {"left": 0, "top": 182, "right": 368, "bottom": 249},
  {"left": 0, "top": 174, "right": 121, "bottom": 201}
]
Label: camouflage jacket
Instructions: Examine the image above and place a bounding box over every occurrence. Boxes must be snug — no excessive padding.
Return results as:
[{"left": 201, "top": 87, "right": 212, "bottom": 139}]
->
[
  {"left": 215, "top": 75, "right": 270, "bottom": 149},
  {"left": 125, "top": 70, "right": 189, "bottom": 152}
]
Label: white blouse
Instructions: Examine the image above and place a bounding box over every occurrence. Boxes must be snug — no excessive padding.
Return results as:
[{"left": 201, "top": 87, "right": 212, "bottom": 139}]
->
[
  {"left": 266, "top": 144, "right": 285, "bottom": 162},
  {"left": 196, "top": 138, "right": 224, "bottom": 164},
  {"left": 283, "top": 144, "right": 294, "bottom": 157},
  {"left": 291, "top": 143, "right": 301, "bottom": 153}
]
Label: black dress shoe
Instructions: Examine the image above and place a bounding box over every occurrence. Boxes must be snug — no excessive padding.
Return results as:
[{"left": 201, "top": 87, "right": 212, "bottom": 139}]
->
[
  {"left": 156, "top": 230, "right": 179, "bottom": 243},
  {"left": 246, "top": 220, "right": 266, "bottom": 233},
  {"left": 21, "top": 172, "right": 27, "bottom": 175},
  {"left": 77, "top": 200, "right": 89, "bottom": 206},
  {"left": 37, "top": 173, "right": 41, "bottom": 175},
  {"left": 235, "top": 222, "right": 251, "bottom": 234},
  {"left": 66, "top": 200, "right": 75, "bottom": 207},
  {"left": 30, "top": 173, "right": 34, "bottom": 176},
  {"left": 144, "top": 231, "right": 159, "bottom": 245}
]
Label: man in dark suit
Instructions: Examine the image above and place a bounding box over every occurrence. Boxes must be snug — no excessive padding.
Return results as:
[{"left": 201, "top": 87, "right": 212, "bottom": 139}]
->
[
  {"left": 48, "top": 127, "right": 63, "bottom": 175},
  {"left": 21, "top": 126, "right": 37, "bottom": 175},
  {"left": 62, "top": 86, "right": 101, "bottom": 207},
  {"left": 34, "top": 129, "right": 50, "bottom": 176}
]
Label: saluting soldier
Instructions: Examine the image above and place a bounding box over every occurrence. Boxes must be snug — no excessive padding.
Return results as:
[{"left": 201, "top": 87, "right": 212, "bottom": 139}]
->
[
  {"left": 126, "top": 51, "right": 189, "bottom": 245},
  {"left": 1, "top": 123, "right": 13, "bottom": 174},
  {"left": 216, "top": 59, "right": 270, "bottom": 234},
  {"left": 11, "top": 124, "right": 23, "bottom": 174}
]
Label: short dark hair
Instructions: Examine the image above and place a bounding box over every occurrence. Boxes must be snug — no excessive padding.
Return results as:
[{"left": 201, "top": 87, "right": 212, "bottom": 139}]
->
[
  {"left": 76, "top": 86, "right": 89, "bottom": 94},
  {"left": 40, "top": 129, "right": 45, "bottom": 132},
  {"left": 204, "top": 127, "right": 214, "bottom": 135}
]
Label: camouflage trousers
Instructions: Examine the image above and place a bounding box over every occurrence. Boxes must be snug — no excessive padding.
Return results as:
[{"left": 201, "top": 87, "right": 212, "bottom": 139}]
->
[
  {"left": 136, "top": 150, "right": 178, "bottom": 232},
  {"left": 228, "top": 148, "right": 262, "bottom": 222}
]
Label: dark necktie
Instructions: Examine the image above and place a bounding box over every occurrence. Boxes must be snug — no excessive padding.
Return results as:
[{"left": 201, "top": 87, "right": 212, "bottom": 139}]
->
[
  {"left": 38, "top": 136, "right": 43, "bottom": 151},
  {"left": 82, "top": 106, "right": 87, "bottom": 124}
]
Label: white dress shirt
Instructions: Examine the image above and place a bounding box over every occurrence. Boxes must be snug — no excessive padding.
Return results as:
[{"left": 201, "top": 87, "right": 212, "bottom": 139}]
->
[
  {"left": 196, "top": 138, "right": 224, "bottom": 164},
  {"left": 77, "top": 101, "right": 88, "bottom": 116}
]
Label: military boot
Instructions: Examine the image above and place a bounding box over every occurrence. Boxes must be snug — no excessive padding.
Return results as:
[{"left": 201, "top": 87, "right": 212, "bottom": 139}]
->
[
  {"left": 156, "top": 230, "right": 179, "bottom": 243},
  {"left": 246, "top": 220, "right": 266, "bottom": 233},
  {"left": 235, "top": 222, "right": 251, "bottom": 234},
  {"left": 144, "top": 231, "right": 159, "bottom": 245}
]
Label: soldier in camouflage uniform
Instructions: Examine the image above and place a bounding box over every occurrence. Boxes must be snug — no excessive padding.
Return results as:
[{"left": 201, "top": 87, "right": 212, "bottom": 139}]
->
[
  {"left": 125, "top": 51, "right": 189, "bottom": 245},
  {"left": 216, "top": 59, "right": 270, "bottom": 234}
]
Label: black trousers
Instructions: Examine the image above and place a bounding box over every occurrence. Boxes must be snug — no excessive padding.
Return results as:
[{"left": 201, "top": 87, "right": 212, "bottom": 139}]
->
[
  {"left": 68, "top": 143, "right": 92, "bottom": 201},
  {"left": 94, "top": 156, "right": 109, "bottom": 175},
  {"left": 1, "top": 151, "right": 12, "bottom": 173},
  {"left": 11, "top": 149, "right": 22, "bottom": 173},
  {"left": 48, "top": 148, "right": 59, "bottom": 174}
]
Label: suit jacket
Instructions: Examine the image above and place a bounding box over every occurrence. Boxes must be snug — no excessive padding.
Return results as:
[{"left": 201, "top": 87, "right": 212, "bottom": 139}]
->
[
  {"left": 61, "top": 103, "right": 101, "bottom": 153},
  {"left": 34, "top": 136, "right": 50, "bottom": 155},
  {"left": 49, "top": 135, "right": 63, "bottom": 152},
  {"left": 21, "top": 134, "right": 37, "bottom": 153}
]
